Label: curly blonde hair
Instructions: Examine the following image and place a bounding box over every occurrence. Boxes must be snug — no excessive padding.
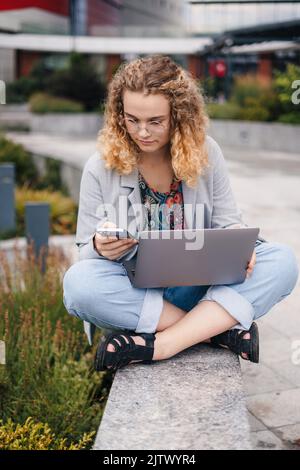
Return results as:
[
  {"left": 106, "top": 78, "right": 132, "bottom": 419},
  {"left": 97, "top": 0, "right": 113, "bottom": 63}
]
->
[{"left": 97, "top": 54, "right": 210, "bottom": 188}]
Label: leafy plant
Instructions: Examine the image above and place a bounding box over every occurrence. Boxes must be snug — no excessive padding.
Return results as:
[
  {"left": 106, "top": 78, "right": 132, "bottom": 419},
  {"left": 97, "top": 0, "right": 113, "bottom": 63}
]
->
[
  {"left": 48, "top": 52, "right": 106, "bottom": 111},
  {"left": 278, "top": 112, "right": 300, "bottom": 124},
  {"left": 15, "top": 186, "right": 78, "bottom": 236},
  {"left": 206, "top": 102, "right": 240, "bottom": 120},
  {"left": 206, "top": 68, "right": 300, "bottom": 124},
  {"left": 6, "top": 61, "right": 52, "bottom": 104},
  {"left": 0, "top": 134, "right": 39, "bottom": 187},
  {"left": 29, "top": 92, "right": 84, "bottom": 114},
  {"left": 6, "top": 53, "right": 106, "bottom": 111},
  {"left": 274, "top": 63, "right": 300, "bottom": 115},
  {"left": 0, "top": 417, "right": 95, "bottom": 450},
  {"left": 34, "top": 158, "right": 69, "bottom": 195},
  {"left": 0, "top": 247, "right": 113, "bottom": 449}
]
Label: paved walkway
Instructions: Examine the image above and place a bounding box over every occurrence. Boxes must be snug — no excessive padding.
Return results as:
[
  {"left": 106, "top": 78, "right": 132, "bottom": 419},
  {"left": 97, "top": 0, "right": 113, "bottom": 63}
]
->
[
  {"left": 225, "top": 146, "right": 300, "bottom": 450},
  {"left": 5, "top": 132, "right": 97, "bottom": 169},
  {"left": 4, "top": 131, "right": 300, "bottom": 449}
]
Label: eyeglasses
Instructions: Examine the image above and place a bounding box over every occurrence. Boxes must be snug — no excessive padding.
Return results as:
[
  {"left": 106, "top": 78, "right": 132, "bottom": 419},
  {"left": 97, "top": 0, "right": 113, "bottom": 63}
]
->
[{"left": 124, "top": 116, "right": 168, "bottom": 135}]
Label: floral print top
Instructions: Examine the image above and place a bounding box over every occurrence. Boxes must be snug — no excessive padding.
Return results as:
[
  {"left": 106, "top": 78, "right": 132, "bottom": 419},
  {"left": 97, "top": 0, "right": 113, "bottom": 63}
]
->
[{"left": 138, "top": 170, "right": 185, "bottom": 231}]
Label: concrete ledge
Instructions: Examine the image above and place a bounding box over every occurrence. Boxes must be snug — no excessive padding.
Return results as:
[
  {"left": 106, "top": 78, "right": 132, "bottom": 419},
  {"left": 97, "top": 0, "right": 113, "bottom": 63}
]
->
[
  {"left": 30, "top": 113, "right": 103, "bottom": 137},
  {"left": 94, "top": 343, "right": 252, "bottom": 450},
  {"left": 0, "top": 234, "right": 78, "bottom": 266},
  {"left": 210, "top": 120, "right": 300, "bottom": 154}
]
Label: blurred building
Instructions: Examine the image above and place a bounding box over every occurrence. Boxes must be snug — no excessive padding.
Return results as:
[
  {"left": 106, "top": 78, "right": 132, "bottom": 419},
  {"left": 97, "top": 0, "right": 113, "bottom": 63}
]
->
[
  {"left": 1, "top": 1, "right": 299, "bottom": 91},
  {"left": 187, "top": 0, "right": 300, "bottom": 34},
  {"left": 186, "top": 1, "right": 300, "bottom": 95},
  {"left": 0, "top": 0, "right": 195, "bottom": 84},
  {"left": 0, "top": 1, "right": 69, "bottom": 34}
]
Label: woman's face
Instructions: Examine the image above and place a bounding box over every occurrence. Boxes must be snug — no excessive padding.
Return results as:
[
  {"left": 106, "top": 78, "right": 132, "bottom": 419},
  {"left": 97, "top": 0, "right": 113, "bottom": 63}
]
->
[{"left": 123, "top": 89, "right": 171, "bottom": 152}]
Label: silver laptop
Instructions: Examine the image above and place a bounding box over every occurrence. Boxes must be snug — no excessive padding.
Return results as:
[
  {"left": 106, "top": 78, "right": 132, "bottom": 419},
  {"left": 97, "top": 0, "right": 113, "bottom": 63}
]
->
[{"left": 122, "top": 227, "right": 260, "bottom": 288}]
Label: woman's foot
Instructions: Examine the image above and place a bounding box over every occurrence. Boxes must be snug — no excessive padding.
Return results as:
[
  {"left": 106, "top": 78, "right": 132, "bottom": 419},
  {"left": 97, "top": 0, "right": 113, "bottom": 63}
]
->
[
  {"left": 209, "top": 322, "right": 259, "bottom": 363},
  {"left": 213, "top": 332, "right": 250, "bottom": 360},
  {"left": 105, "top": 334, "right": 149, "bottom": 368},
  {"left": 101, "top": 332, "right": 163, "bottom": 369}
]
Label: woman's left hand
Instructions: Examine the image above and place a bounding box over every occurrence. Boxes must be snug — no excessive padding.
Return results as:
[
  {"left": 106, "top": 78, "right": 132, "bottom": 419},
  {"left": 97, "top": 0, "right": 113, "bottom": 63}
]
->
[
  {"left": 225, "top": 224, "right": 256, "bottom": 278},
  {"left": 246, "top": 250, "right": 256, "bottom": 278}
]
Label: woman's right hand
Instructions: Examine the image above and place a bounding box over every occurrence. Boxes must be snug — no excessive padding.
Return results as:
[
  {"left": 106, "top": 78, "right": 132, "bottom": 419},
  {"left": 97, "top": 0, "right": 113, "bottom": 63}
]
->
[{"left": 93, "top": 221, "right": 138, "bottom": 261}]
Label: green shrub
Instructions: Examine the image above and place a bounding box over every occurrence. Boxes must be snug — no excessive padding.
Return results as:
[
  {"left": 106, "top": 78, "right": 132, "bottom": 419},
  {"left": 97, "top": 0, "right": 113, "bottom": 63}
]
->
[
  {"left": 207, "top": 102, "right": 240, "bottom": 120},
  {"left": 0, "top": 417, "right": 95, "bottom": 450},
  {"left": 0, "top": 135, "right": 70, "bottom": 194},
  {"left": 237, "top": 96, "right": 271, "bottom": 121},
  {"left": 15, "top": 186, "right": 78, "bottom": 236},
  {"left": 206, "top": 72, "right": 299, "bottom": 123},
  {"left": 0, "top": 247, "right": 112, "bottom": 449},
  {"left": 35, "top": 158, "right": 69, "bottom": 195},
  {"left": 274, "top": 63, "right": 300, "bottom": 116},
  {"left": 230, "top": 74, "right": 281, "bottom": 121},
  {"left": 34, "top": 157, "right": 69, "bottom": 195},
  {"left": 29, "top": 92, "right": 84, "bottom": 114},
  {"left": 0, "top": 134, "right": 39, "bottom": 187},
  {"left": 48, "top": 52, "right": 106, "bottom": 111},
  {"left": 231, "top": 74, "right": 265, "bottom": 107},
  {"left": 7, "top": 54, "right": 106, "bottom": 111},
  {"left": 0, "top": 135, "right": 76, "bottom": 239},
  {"left": 277, "top": 112, "right": 300, "bottom": 124},
  {"left": 199, "top": 77, "right": 224, "bottom": 101},
  {"left": 6, "top": 61, "right": 52, "bottom": 104}
]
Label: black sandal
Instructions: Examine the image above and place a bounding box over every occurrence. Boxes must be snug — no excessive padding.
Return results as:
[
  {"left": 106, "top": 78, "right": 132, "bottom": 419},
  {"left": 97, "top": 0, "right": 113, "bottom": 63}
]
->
[
  {"left": 94, "top": 330, "right": 156, "bottom": 372},
  {"left": 210, "top": 322, "right": 259, "bottom": 363}
]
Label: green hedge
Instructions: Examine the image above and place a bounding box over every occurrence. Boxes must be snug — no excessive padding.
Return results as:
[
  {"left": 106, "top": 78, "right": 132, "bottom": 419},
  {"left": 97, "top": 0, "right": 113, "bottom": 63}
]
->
[
  {"left": 0, "top": 248, "right": 111, "bottom": 449},
  {"left": 0, "top": 135, "right": 77, "bottom": 239},
  {"left": 15, "top": 186, "right": 77, "bottom": 236},
  {"left": 206, "top": 102, "right": 240, "bottom": 120},
  {"left": 7, "top": 52, "right": 106, "bottom": 112},
  {"left": 0, "top": 418, "right": 95, "bottom": 450},
  {"left": 206, "top": 64, "right": 300, "bottom": 124},
  {"left": 0, "top": 134, "right": 38, "bottom": 187},
  {"left": 29, "top": 92, "right": 84, "bottom": 114}
]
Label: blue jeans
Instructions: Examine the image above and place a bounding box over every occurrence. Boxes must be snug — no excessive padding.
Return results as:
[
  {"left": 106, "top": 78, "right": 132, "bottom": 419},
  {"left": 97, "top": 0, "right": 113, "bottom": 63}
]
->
[{"left": 63, "top": 240, "right": 299, "bottom": 337}]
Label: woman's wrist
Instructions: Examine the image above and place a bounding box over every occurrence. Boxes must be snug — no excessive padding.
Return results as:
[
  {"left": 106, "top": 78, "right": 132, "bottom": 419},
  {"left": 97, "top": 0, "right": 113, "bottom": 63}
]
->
[{"left": 93, "top": 234, "right": 101, "bottom": 255}]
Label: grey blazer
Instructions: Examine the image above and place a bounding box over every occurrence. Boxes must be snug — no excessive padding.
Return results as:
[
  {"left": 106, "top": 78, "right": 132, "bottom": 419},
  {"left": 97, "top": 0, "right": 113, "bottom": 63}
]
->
[{"left": 76, "top": 135, "right": 248, "bottom": 344}]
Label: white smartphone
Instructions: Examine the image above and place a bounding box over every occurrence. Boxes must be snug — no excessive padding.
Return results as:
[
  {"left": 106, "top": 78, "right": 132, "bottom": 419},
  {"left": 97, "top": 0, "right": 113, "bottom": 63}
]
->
[{"left": 96, "top": 227, "right": 137, "bottom": 240}]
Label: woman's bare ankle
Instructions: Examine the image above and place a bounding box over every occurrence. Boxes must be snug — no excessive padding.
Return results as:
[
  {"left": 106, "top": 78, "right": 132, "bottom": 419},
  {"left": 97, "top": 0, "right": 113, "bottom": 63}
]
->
[{"left": 153, "top": 331, "right": 171, "bottom": 361}]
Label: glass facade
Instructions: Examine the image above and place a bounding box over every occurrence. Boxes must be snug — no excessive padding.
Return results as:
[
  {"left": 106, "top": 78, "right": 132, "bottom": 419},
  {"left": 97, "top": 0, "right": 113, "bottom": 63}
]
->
[{"left": 187, "top": 1, "right": 300, "bottom": 34}]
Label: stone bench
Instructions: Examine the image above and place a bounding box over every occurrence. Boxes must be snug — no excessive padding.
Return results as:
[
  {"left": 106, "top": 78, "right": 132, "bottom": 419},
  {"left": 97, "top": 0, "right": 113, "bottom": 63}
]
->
[{"left": 93, "top": 342, "right": 252, "bottom": 450}]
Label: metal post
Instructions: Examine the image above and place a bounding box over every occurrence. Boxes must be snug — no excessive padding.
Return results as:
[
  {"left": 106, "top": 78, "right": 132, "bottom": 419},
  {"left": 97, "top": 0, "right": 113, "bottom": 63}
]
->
[
  {"left": 25, "top": 202, "right": 50, "bottom": 273},
  {"left": 0, "top": 163, "right": 16, "bottom": 235}
]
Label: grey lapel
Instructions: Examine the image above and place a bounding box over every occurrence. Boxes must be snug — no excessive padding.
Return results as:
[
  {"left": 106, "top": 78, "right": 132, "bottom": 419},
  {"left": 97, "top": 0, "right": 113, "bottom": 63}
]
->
[{"left": 120, "top": 168, "right": 144, "bottom": 234}]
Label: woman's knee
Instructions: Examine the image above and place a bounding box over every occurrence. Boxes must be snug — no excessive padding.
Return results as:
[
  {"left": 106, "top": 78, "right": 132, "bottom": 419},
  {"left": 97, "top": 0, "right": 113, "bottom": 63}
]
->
[
  {"left": 63, "top": 260, "right": 91, "bottom": 319},
  {"left": 62, "top": 259, "right": 120, "bottom": 318},
  {"left": 62, "top": 258, "right": 144, "bottom": 331},
  {"left": 271, "top": 242, "right": 299, "bottom": 295}
]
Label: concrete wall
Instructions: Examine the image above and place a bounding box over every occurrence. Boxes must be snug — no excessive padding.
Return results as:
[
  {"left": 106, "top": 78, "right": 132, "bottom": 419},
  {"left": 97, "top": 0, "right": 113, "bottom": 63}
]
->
[
  {"left": 30, "top": 113, "right": 103, "bottom": 137},
  {"left": 209, "top": 120, "right": 300, "bottom": 154},
  {"left": 0, "top": 48, "right": 15, "bottom": 83}
]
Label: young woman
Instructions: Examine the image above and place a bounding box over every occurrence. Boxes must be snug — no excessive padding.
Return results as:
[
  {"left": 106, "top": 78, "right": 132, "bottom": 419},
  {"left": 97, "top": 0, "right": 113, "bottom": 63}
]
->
[{"left": 63, "top": 55, "right": 299, "bottom": 372}]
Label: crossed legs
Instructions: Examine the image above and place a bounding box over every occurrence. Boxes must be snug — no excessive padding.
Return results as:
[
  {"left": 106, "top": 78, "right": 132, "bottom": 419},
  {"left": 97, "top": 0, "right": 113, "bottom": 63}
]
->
[{"left": 106, "top": 298, "right": 251, "bottom": 363}]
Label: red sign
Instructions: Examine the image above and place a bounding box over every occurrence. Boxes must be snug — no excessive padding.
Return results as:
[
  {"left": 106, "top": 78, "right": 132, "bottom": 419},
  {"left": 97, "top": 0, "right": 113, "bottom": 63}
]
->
[
  {"left": 0, "top": 1, "right": 69, "bottom": 16},
  {"left": 209, "top": 60, "right": 227, "bottom": 78}
]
